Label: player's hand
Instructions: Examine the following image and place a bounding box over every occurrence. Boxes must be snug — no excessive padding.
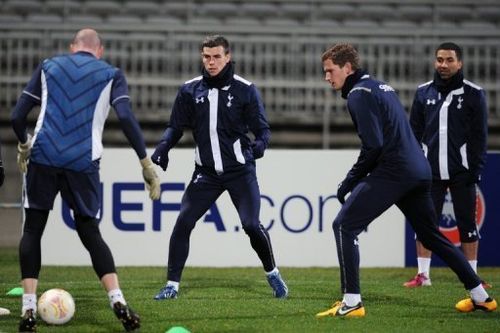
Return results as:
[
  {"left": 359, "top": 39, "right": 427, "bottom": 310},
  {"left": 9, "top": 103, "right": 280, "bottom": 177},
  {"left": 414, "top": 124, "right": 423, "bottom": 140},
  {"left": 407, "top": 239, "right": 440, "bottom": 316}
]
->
[
  {"left": 337, "top": 179, "right": 354, "bottom": 204},
  {"left": 140, "top": 157, "right": 161, "bottom": 200},
  {"left": 466, "top": 173, "right": 481, "bottom": 186},
  {"left": 151, "top": 141, "right": 169, "bottom": 171},
  {"left": 0, "top": 159, "right": 4, "bottom": 187},
  {"left": 251, "top": 140, "right": 266, "bottom": 159},
  {"left": 17, "top": 134, "right": 32, "bottom": 173}
]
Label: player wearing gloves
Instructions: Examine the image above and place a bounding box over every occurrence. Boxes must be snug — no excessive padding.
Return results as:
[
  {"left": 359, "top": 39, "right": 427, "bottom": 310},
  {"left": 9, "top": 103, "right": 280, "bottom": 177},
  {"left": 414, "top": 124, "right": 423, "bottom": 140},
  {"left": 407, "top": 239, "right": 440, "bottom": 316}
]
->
[
  {"left": 152, "top": 35, "right": 288, "bottom": 301},
  {"left": 11, "top": 29, "right": 158, "bottom": 332},
  {"left": 315, "top": 43, "right": 496, "bottom": 318}
]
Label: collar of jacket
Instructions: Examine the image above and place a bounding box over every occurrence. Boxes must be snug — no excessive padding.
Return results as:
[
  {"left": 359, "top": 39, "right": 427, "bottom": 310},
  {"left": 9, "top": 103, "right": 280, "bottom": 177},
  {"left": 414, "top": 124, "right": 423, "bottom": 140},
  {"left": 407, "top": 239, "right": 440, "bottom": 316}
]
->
[
  {"left": 202, "top": 61, "right": 234, "bottom": 89},
  {"left": 74, "top": 50, "right": 96, "bottom": 58},
  {"left": 433, "top": 69, "right": 464, "bottom": 94},
  {"left": 341, "top": 69, "right": 368, "bottom": 99}
]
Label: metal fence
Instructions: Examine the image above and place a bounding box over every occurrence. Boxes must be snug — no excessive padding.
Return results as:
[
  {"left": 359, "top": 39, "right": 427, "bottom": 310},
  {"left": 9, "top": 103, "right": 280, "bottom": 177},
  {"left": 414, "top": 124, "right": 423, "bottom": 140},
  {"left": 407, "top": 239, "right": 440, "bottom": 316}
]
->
[{"left": 1, "top": 30, "right": 499, "bottom": 128}]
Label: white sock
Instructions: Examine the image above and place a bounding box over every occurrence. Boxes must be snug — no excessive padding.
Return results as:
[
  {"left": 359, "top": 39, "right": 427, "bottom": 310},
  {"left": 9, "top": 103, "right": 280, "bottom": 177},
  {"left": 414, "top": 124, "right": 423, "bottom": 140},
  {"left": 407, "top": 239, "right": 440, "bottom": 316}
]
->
[
  {"left": 108, "top": 289, "right": 126, "bottom": 307},
  {"left": 343, "top": 293, "right": 362, "bottom": 307},
  {"left": 166, "top": 280, "right": 179, "bottom": 291},
  {"left": 265, "top": 267, "right": 279, "bottom": 276},
  {"left": 22, "top": 294, "right": 37, "bottom": 315},
  {"left": 468, "top": 260, "right": 478, "bottom": 273},
  {"left": 470, "top": 284, "right": 489, "bottom": 303},
  {"left": 417, "top": 257, "right": 431, "bottom": 278}
]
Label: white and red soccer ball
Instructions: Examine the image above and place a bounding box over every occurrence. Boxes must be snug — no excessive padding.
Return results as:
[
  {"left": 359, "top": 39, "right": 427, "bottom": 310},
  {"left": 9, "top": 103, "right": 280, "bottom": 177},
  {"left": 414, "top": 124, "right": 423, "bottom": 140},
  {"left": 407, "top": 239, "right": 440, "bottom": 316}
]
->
[{"left": 37, "top": 288, "right": 75, "bottom": 325}]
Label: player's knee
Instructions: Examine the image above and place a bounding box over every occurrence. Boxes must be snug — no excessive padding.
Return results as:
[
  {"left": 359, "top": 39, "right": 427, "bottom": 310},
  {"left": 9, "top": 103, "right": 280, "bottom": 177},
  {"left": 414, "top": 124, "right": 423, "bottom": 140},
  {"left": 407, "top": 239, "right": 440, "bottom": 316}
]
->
[
  {"left": 75, "top": 216, "right": 104, "bottom": 247},
  {"left": 460, "top": 228, "right": 479, "bottom": 243},
  {"left": 22, "top": 221, "right": 45, "bottom": 237},
  {"left": 418, "top": 238, "right": 433, "bottom": 250},
  {"left": 75, "top": 216, "right": 99, "bottom": 235},
  {"left": 23, "top": 208, "right": 49, "bottom": 236},
  {"left": 172, "top": 217, "right": 197, "bottom": 237},
  {"left": 332, "top": 218, "right": 342, "bottom": 233},
  {"left": 242, "top": 222, "right": 260, "bottom": 236},
  {"left": 332, "top": 217, "right": 361, "bottom": 238}
]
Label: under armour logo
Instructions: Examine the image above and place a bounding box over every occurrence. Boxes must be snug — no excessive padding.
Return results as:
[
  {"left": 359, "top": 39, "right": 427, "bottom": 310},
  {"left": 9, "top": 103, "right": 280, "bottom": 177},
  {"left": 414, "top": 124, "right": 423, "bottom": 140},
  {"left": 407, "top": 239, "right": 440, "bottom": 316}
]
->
[
  {"left": 227, "top": 94, "right": 233, "bottom": 107},
  {"left": 426, "top": 99, "right": 436, "bottom": 105},
  {"left": 457, "top": 96, "right": 463, "bottom": 109},
  {"left": 193, "top": 173, "right": 202, "bottom": 184},
  {"left": 354, "top": 239, "right": 359, "bottom": 246},
  {"left": 379, "top": 84, "right": 395, "bottom": 92},
  {"left": 195, "top": 97, "right": 204, "bottom": 104},
  {"left": 468, "top": 230, "right": 477, "bottom": 238},
  {"left": 156, "top": 156, "right": 161, "bottom": 163}
]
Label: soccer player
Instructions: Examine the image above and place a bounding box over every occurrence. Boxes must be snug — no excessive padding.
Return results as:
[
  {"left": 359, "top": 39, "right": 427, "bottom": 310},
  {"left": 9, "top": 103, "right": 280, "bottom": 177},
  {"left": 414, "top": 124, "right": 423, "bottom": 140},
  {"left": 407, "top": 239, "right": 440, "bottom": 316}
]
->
[
  {"left": 151, "top": 35, "right": 288, "bottom": 300},
  {"left": 405, "top": 42, "right": 490, "bottom": 288},
  {"left": 11, "top": 28, "right": 160, "bottom": 332},
  {"left": 315, "top": 43, "right": 496, "bottom": 317}
]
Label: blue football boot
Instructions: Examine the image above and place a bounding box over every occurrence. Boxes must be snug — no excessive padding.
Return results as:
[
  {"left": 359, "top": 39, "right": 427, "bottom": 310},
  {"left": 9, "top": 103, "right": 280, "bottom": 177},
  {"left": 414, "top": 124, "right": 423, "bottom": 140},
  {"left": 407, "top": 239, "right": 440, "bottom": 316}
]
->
[
  {"left": 267, "top": 271, "right": 288, "bottom": 299},
  {"left": 154, "top": 285, "right": 178, "bottom": 300}
]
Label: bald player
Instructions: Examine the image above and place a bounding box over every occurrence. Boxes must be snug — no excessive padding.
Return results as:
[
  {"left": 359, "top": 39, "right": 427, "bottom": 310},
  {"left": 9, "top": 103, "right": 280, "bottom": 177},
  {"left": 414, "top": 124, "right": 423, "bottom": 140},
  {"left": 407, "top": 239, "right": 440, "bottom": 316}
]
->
[{"left": 11, "top": 28, "right": 159, "bottom": 332}]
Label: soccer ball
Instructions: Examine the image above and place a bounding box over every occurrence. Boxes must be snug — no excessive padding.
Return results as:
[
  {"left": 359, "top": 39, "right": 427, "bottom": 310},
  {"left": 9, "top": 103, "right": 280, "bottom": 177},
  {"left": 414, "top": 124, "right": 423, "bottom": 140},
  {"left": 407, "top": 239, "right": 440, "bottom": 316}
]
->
[{"left": 37, "top": 288, "right": 75, "bottom": 325}]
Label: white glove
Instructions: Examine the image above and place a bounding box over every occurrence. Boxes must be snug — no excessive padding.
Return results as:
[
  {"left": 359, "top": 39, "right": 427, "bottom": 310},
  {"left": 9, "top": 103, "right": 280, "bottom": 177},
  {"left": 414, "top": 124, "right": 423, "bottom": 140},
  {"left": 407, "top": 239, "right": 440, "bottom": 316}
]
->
[
  {"left": 140, "top": 157, "right": 160, "bottom": 200},
  {"left": 17, "top": 134, "right": 32, "bottom": 173}
]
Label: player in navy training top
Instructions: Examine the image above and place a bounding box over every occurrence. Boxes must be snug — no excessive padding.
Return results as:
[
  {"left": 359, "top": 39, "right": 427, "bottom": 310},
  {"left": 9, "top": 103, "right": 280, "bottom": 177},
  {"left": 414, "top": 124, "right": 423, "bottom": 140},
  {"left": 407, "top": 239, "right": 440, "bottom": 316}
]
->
[
  {"left": 405, "top": 42, "right": 489, "bottom": 289},
  {"left": 151, "top": 35, "right": 288, "bottom": 300},
  {"left": 11, "top": 29, "right": 159, "bottom": 332},
  {"left": 315, "top": 43, "right": 496, "bottom": 318}
]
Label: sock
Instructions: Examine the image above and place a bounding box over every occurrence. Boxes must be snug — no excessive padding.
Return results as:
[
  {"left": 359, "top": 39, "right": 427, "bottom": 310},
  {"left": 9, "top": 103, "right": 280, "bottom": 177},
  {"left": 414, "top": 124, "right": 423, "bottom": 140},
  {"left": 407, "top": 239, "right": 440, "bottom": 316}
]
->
[
  {"left": 343, "top": 293, "right": 362, "bottom": 307},
  {"left": 166, "top": 280, "right": 179, "bottom": 291},
  {"left": 22, "top": 294, "right": 37, "bottom": 315},
  {"left": 417, "top": 257, "right": 431, "bottom": 278},
  {"left": 468, "top": 260, "right": 478, "bottom": 273},
  {"left": 470, "top": 284, "right": 489, "bottom": 303},
  {"left": 265, "top": 267, "right": 279, "bottom": 276},
  {"left": 108, "top": 289, "right": 126, "bottom": 307}
]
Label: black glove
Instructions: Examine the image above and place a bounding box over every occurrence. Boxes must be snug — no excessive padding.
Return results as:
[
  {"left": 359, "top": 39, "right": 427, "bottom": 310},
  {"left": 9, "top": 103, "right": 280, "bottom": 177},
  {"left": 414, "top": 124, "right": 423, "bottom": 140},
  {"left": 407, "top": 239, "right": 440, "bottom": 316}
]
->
[
  {"left": 0, "top": 160, "right": 4, "bottom": 187},
  {"left": 337, "top": 179, "right": 356, "bottom": 204},
  {"left": 251, "top": 140, "right": 266, "bottom": 159},
  {"left": 151, "top": 141, "right": 170, "bottom": 171},
  {"left": 466, "top": 173, "right": 481, "bottom": 186}
]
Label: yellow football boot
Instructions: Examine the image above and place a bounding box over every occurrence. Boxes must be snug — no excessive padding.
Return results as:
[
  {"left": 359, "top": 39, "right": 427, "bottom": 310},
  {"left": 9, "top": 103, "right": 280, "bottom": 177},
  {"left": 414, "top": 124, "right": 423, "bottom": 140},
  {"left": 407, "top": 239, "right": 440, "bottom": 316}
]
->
[
  {"left": 316, "top": 301, "right": 366, "bottom": 318},
  {"left": 455, "top": 297, "right": 497, "bottom": 312}
]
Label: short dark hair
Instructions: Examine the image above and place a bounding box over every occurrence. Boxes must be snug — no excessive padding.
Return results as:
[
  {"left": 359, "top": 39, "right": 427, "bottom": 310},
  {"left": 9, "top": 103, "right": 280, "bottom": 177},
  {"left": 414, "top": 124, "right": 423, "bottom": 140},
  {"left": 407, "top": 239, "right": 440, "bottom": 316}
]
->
[
  {"left": 435, "top": 42, "right": 462, "bottom": 61},
  {"left": 200, "top": 35, "right": 230, "bottom": 54},
  {"left": 321, "top": 43, "right": 360, "bottom": 71}
]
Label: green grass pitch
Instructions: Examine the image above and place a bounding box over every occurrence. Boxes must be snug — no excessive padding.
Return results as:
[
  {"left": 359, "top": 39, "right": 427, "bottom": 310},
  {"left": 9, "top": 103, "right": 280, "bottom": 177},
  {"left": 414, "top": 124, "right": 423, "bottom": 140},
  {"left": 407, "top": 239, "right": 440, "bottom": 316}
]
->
[{"left": 1, "top": 247, "right": 498, "bottom": 332}]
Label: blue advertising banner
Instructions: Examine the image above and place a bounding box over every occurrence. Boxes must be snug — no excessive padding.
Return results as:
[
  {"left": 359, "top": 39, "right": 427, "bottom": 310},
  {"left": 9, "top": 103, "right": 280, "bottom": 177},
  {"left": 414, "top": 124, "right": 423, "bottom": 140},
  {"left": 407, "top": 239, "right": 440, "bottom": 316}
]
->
[{"left": 405, "top": 152, "right": 500, "bottom": 267}]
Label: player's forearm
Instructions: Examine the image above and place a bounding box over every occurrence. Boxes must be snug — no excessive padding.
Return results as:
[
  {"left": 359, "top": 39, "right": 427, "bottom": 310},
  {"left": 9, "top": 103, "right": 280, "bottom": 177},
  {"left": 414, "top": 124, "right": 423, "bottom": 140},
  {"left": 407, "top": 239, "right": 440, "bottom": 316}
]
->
[
  {"left": 348, "top": 146, "right": 382, "bottom": 182},
  {"left": 468, "top": 102, "right": 488, "bottom": 174},
  {"left": 113, "top": 104, "right": 146, "bottom": 159},
  {"left": 253, "top": 128, "right": 271, "bottom": 146},
  {"left": 11, "top": 94, "right": 37, "bottom": 143},
  {"left": 467, "top": 141, "right": 487, "bottom": 176},
  {"left": 159, "top": 127, "right": 183, "bottom": 150},
  {"left": 120, "top": 118, "right": 147, "bottom": 159}
]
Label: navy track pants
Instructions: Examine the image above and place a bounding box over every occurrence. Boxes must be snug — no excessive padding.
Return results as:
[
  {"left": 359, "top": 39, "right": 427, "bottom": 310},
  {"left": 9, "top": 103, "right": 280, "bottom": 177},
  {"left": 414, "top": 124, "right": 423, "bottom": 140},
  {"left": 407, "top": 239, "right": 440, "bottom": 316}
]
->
[
  {"left": 333, "top": 176, "right": 480, "bottom": 294},
  {"left": 167, "top": 165, "right": 276, "bottom": 282}
]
